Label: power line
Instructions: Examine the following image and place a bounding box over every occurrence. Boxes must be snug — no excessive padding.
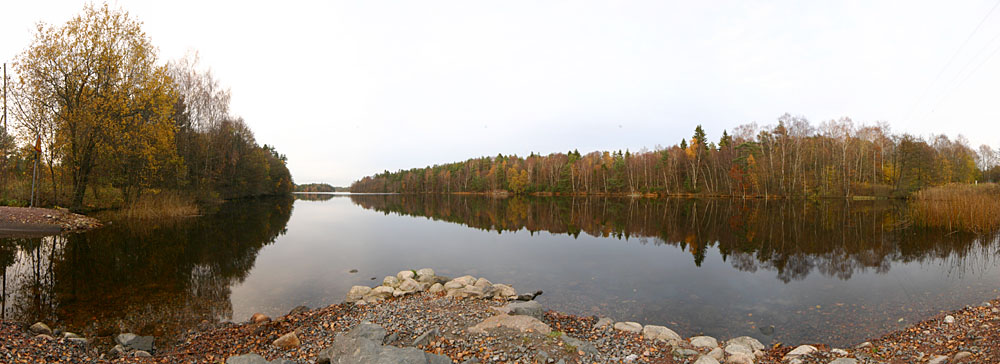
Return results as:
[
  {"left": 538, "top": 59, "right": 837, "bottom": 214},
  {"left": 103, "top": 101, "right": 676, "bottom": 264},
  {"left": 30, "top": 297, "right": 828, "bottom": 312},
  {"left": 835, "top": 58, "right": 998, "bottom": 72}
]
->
[
  {"left": 922, "top": 36, "right": 1000, "bottom": 117},
  {"left": 902, "top": 0, "right": 1000, "bottom": 122}
]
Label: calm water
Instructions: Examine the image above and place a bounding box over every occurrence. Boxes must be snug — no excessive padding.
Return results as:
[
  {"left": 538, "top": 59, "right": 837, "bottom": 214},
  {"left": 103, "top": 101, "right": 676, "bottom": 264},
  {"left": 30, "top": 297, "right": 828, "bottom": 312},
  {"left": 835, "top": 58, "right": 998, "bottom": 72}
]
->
[{"left": 1, "top": 194, "right": 998, "bottom": 347}]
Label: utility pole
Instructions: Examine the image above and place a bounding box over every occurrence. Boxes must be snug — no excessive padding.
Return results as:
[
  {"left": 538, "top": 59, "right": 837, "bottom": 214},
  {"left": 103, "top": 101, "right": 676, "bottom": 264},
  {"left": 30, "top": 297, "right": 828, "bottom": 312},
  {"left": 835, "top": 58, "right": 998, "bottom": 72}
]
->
[{"left": 2, "top": 62, "right": 7, "bottom": 202}]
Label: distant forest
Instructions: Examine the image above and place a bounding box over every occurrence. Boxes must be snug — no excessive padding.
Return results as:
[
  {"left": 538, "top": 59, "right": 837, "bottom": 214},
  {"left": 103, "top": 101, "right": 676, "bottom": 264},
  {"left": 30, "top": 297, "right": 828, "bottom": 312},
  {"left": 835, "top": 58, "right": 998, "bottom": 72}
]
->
[
  {"left": 295, "top": 183, "right": 344, "bottom": 192},
  {"left": 351, "top": 115, "right": 1000, "bottom": 197}
]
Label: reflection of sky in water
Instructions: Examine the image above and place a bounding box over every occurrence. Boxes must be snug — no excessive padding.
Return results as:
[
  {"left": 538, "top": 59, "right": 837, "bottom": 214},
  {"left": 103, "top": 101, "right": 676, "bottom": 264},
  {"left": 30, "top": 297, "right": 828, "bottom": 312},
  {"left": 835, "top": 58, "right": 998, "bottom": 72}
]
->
[{"left": 231, "top": 196, "right": 1000, "bottom": 347}]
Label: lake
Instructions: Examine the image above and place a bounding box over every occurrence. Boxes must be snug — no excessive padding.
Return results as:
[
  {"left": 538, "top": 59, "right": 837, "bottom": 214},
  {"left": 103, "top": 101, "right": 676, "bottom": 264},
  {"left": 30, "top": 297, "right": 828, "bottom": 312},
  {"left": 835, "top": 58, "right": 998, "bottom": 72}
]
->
[{"left": 1, "top": 193, "right": 998, "bottom": 348}]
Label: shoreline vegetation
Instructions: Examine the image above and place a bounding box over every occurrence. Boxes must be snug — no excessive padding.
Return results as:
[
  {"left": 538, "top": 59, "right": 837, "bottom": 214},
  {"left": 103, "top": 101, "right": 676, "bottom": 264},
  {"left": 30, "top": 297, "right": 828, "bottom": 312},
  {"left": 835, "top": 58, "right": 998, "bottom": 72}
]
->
[
  {"left": 0, "top": 3, "right": 293, "bottom": 219},
  {"left": 2, "top": 269, "right": 997, "bottom": 363},
  {"left": 350, "top": 121, "right": 1000, "bottom": 201}
]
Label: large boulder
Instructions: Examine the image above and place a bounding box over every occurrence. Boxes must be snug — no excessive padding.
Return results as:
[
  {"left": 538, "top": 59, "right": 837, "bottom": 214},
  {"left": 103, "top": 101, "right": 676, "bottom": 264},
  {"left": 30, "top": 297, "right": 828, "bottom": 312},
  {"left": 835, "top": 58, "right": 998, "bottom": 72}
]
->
[
  {"left": 316, "top": 323, "right": 449, "bottom": 364},
  {"left": 467, "top": 314, "right": 552, "bottom": 335}
]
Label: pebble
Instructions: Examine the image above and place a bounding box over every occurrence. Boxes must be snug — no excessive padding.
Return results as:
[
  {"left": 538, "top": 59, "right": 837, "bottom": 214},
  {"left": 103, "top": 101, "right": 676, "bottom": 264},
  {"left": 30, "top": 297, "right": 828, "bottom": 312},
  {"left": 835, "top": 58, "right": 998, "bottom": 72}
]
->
[
  {"left": 944, "top": 315, "right": 955, "bottom": 324},
  {"left": 641, "top": 324, "right": 680, "bottom": 343},
  {"left": 272, "top": 331, "right": 300, "bottom": 349},
  {"left": 783, "top": 344, "right": 818, "bottom": 360},
  {"left": 954, "top": 351, "right": 972, "bottom": 360},
  {"left": 725, "top": 343, "right": 752, "bottom": 356}
]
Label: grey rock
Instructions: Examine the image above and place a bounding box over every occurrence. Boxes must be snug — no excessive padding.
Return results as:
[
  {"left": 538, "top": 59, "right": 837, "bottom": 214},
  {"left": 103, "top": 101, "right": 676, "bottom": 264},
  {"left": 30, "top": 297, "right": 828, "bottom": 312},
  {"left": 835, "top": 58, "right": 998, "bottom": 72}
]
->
[
  {"left": 34, "top": 334, "right": 54, "bottom": 340},
  {"left": 726, "top": 353, "right": 754, "bottom": 364},
  {"left": 412, "top": 328, "right": 439, "bottom": 347},
  {"left": 727, "top": 336, "right": 765, "bottom": 351},
  {"left": 346, "top": 285, "right": 372, "bottom": 302},
  {"left": 690, "top": 335, "right": 718, "bottom": 348},
  {"left": 398, "top": 278, "right": 420, "bottom": 292},
  {"left": 127, "top": 336, "right": 155, "bottom": 352},
  {"left": 491, "top": 284, "right": 517, "bottom": 299},
  {"left": 350, "top": 322, "right": 388, "bottom": 342},
  {"left": 397, "top": 270, "right": 416, "bottom": 281},
  {"left": 783, "top": 345, "right": 817, "bottom": 360},
  {"left": 468, "top": 314, "right": 551, "bottom": 335},
  {"left": 673, "top": 348, "right": 699, "bottom": 357},
  {"left": 506, "top": 300, "right": 543, "bottom": 319},
  {"left": 383, "top": 276, "right": 400, "bottom": 288},
  {"left": 134, "top": 350, "right": 152, "bottom": 358},
  {"left": 428, "top": 283, "right": 445, "bottom": 294},
  {"left": 317, "top": 326, "right": 451, "bottom": 364},
  {"left": 695, "top": 356, "right": 721, "bottom": 364},
  {"left": 29, "top": 322, "right": 52, "bottom": 336},
  {"left": 63, "top": 332, "right": 82, "bottom": 339},
  {"left": 829, "top": 359, "right": 858, "bottom": 364},
  {"left": 613, "top": 321, "right": 643, "bottom": 333},
  {"left": 451, "top": 275, "right": 477, "bottom": 286},
  {"left": 643, "top": 325, "right": 681, "bottom": 343},
  {"left": 708, "top": 347, "right": 725, "bottom": 360},
  {"left": 415, "top": 268, "right": 435, "bottom": 282},
  {"left": 725, "top": 343, "right": 752, "bottom": 356},
  {"left": 830, "top": 348, "right": 848, "bottom": 356}
]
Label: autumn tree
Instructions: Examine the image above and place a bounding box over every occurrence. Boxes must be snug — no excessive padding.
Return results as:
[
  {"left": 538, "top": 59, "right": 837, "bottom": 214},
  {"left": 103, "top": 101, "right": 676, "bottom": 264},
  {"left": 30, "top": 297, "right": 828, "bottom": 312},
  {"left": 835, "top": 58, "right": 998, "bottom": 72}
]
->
[{"left": 14, "top": 4, "right": 178, "bottom": 208}]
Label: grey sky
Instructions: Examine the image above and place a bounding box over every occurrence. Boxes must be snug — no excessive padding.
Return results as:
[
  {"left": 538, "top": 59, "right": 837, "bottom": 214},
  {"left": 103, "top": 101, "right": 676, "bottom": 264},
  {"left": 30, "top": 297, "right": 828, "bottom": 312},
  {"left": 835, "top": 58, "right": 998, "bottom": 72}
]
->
[{"left": 3, "top": 1, "right": 1000, "bottom": 186}]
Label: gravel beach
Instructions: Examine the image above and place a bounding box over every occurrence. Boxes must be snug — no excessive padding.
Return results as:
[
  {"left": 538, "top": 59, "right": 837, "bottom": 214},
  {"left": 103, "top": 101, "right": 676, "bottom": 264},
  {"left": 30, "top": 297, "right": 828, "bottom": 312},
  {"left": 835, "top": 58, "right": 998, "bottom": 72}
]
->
[{"left": 2, "top": 275, "right": 998, "bottom": 364}]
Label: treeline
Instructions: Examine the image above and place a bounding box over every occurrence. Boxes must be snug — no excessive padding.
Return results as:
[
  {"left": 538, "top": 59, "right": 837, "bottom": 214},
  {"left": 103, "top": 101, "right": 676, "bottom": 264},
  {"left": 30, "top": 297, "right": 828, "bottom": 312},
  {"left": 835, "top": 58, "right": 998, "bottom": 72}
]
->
[
  {"left": 0, "top": 4, "right": 292, "bottom": 210},
  {"left": 295, "top": 183, "right": 337, "bottom": 192},
  {"left": 351, "top": 115, "right": 1000, "bottom": 198}
]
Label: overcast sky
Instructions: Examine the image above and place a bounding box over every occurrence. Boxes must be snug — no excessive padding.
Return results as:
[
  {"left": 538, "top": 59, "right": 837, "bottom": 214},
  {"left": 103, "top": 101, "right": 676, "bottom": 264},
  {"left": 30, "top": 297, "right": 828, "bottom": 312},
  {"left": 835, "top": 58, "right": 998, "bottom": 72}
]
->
[{"left": 3, "top": 1, "right": 1000, "bottom": 185}]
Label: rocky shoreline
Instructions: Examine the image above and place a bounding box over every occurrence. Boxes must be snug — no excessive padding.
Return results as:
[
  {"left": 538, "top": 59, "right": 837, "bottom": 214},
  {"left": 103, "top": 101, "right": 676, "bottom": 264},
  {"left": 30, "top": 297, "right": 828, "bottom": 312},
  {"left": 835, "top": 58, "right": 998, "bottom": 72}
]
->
[
  {"left": 0, "top": 206, "right": 101, "bottom": 235},
  {"left": 1, "top": 268, "right": 997, "bottom": 363}
]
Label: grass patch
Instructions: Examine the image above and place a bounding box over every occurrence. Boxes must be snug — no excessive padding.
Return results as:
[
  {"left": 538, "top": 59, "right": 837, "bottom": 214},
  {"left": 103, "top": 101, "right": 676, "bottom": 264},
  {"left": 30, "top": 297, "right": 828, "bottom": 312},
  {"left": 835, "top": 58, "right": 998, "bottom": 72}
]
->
[
  {"left": 909, "top": 183, "right": 1000, "bottom": 233},
  {"left": 112, "top": 191, "right": 200, "bottom": 219}
]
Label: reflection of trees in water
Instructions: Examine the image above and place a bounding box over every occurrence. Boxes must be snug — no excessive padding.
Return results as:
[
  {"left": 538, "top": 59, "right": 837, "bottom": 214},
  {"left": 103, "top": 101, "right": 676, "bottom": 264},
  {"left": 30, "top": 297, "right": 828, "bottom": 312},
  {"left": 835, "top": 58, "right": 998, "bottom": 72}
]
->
[
  {"left": 293, "top": 193, "right": 337, "bottom": 201},
  {"left": 350, "top": 195, "right": 999, "bottom": 283},
  {"left": 0, "top": 196, "right": 292, "bottom": 344}
]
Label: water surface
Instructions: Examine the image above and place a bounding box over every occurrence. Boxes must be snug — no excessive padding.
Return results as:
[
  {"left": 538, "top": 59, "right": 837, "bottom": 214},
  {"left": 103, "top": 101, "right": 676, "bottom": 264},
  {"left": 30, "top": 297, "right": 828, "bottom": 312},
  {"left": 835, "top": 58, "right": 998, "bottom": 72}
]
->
[{"left": 2, "top": 194, "right": 998, "bottom": 347}]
